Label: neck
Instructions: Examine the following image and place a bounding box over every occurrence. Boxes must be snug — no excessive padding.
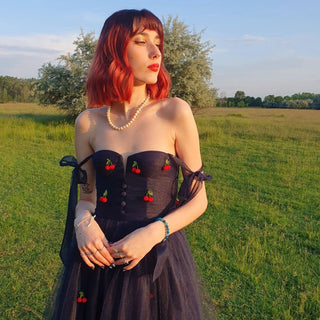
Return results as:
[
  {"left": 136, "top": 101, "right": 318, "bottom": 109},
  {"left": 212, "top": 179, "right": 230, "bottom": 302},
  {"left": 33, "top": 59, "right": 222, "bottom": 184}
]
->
[{"left": 112, "top": 85, "right": 148, "bottom": 116}]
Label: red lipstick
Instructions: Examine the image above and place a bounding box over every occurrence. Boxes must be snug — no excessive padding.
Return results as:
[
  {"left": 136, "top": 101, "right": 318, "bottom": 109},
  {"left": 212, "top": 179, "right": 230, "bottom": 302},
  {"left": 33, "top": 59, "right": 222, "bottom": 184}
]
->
[{"left": 147, "top": 64, "right": 159, "bottom": 72}]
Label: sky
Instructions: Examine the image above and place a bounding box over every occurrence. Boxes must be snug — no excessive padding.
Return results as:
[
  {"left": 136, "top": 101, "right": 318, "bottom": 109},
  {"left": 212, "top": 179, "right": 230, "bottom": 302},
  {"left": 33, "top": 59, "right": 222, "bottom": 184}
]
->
[{"left": 0, "top": 0, "right": 319, "bottom": 98}]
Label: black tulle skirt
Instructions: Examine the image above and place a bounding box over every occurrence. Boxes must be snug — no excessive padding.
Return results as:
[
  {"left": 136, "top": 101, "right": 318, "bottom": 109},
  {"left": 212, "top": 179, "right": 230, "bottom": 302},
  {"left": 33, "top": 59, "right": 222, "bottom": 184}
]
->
[{"left": 53, "top": 217, "right": 203, "bottom": 320}]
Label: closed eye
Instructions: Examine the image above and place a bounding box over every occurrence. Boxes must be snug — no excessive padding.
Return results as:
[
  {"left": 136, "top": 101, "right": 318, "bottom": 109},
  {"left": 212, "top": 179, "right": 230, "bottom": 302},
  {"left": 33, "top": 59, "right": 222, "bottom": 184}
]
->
[{"left": 135, "top": 41, "right": 146, "bottom": 45}]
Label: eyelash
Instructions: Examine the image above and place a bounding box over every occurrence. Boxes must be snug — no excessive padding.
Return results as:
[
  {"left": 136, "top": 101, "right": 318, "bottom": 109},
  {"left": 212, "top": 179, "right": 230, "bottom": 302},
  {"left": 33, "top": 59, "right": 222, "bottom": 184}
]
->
[{"left": 134, "top": 40, "right": 161, "bottom": 48}]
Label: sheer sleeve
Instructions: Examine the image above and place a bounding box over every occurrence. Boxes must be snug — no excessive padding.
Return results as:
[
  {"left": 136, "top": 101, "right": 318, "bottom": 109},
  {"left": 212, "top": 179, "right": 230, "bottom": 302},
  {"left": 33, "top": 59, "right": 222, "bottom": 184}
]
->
[
  {"left": 153, "top": 156, "right": 211, "bottom": 281},
  {"left": 173, "top": 157, "right": 212, "bottom": 205},
  {"left": 59, "top": 154, "right": 92, "bottom": 266}
]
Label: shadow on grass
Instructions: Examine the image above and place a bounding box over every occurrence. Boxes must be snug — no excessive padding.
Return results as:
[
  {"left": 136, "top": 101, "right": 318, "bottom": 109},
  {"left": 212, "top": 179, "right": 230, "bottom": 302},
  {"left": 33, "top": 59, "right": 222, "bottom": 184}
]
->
[{"left": 0, "top": 113, "right": 74, "bottom": 126}]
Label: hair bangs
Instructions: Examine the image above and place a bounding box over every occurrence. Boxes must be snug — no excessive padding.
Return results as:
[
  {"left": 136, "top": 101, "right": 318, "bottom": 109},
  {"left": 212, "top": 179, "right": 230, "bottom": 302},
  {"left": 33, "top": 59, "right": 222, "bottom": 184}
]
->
[
  {"left": 86, "top": 9, "right": 171, "bottom": 107},
  {"left": 132, "top": 14, "right": 163, "bottom": 39}
]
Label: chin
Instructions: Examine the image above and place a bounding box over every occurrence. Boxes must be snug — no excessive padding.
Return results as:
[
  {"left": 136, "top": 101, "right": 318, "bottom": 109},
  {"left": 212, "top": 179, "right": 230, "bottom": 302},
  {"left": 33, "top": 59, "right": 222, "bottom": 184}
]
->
[
  {"left": 146, "top": 75, "right": 159, "bottom": 84},
  {"left": 148, "top": 79, "right": 158, "bottom": 85},
  {"left": 134, "top": 75, "right": 159, "bottom": 86}
]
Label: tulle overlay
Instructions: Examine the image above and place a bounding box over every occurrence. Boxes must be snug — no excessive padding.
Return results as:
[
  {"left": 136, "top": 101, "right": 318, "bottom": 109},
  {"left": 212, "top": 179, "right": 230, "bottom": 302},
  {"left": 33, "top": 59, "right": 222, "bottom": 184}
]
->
[{"left": 53, "top": 150, "right": 212, "bottom": 320}]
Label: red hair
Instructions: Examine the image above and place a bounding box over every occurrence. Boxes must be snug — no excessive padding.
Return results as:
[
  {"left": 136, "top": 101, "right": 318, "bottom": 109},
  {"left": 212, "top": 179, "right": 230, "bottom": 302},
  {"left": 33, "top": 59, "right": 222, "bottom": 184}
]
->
[{"left": 86, "top": 9, "right": 171, "bottom": 107}]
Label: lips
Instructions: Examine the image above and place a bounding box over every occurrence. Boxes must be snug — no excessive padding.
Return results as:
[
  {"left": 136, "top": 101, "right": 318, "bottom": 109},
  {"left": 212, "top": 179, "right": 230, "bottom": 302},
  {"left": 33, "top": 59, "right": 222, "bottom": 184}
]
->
[{"left": 147, "top": 64, "right": 159, "bottom": 72}]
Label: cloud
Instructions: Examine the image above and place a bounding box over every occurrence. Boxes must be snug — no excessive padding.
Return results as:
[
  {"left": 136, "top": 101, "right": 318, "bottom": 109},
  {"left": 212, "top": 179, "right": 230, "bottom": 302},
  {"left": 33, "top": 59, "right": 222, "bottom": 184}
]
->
[
  {"left": 226, "top": 34, "right": 268, "bottom": 44},
  {"left": 241, "top": 34, "right": 267, "bottom": 42},
  {"left": 227, "top": 34, "right": 295, "bottom": 48},
  {"left": 0, "top": 34, "right": 76, "bottom": 56},
  {"left": 0, "top": 33, "right": 76, "bottom": 78},
  {"left": 0, "top": 44, "right": 61, "bottom": 56}
]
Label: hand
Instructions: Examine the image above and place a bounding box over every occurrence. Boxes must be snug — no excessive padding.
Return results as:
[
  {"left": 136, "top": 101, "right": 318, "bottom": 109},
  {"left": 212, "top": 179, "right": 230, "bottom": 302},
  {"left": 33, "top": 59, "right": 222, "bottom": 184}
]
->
[
  {"left": 75, "top": 217, "right": 115, "bottom": 269},
  {"left": 109, "top": 226, "right": 159, "bottom": 271}
]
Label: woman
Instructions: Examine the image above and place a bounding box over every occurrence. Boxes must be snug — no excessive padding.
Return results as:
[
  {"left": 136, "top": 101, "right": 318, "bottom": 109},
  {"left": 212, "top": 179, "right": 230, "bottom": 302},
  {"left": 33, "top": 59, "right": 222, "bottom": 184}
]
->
[{"left": 54, "top": 8, "right": 211, "bottom": 319}]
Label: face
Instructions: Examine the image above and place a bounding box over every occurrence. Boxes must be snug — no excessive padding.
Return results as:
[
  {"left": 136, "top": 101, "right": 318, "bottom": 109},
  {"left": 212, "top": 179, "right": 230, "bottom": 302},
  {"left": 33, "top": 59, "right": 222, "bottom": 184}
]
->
[{"left": 126, "top": 29, "right": 162, "bottom": 86}]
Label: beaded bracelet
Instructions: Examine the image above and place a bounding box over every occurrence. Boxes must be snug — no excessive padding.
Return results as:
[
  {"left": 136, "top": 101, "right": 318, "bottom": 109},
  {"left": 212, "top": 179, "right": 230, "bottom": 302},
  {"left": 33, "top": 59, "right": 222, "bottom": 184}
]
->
[{"left": 155, "top": 217, "right": 169, "bottom": 242}]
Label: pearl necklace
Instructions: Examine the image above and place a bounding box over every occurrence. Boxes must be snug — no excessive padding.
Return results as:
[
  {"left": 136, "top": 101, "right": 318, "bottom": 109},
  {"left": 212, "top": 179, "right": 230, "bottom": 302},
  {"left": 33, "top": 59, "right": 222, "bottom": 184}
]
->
[{"left": 106, "top": 94, "right": 150, "bottom": 131}]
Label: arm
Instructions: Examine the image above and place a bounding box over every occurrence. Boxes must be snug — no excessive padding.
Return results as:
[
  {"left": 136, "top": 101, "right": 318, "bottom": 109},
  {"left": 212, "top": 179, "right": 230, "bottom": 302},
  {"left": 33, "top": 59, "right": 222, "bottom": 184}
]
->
[
  {"left": 147, "top": 98, "right": 208, "bottom": 241},
  {"left": 111, "top": 99, "right": 208, "bottom": 270},
  {"left": 157, "top": 98, "right": 207, "bottom": 226},
  {"left": 74, "top": 110, "right": 96, "bottom": 222},
  {"left": 74, "top": 110, "right": 115, "bottom": 269}
]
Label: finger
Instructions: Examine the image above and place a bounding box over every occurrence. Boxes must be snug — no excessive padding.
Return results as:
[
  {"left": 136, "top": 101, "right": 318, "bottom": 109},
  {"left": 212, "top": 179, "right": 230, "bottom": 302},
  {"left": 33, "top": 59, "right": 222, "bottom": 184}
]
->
[
  {"left": 102, "top": 237, "right": 110, "bottom": 248},
  {"left": 82, "top": 244, "right": 108, "bottom": 267},
  {"left": 85, "top": 249, "right": 105, "bottom": 267},
  {"left": 109, "top": 244, "right": 127, "bottom": 256},
  {"left": 101, "top": 247, "right": 116, "bottom": 265},
  {"left": 79, "top": 250, "right": 96, "bottom": 269},
  {"left": 109, "top": 238, "right": 126, "bottom": 249},
  {"left": 91, "top": 248, "right": 115, "bottom": 267},
  {"left": 123, "top": 258, "right": 140, "bottom": 271},
  {"left": 111, "top": 251, "right": 126, "bottom": 259},
  {"left": 109, "top": 246, "right": 119, "bottom": 255},
  {"left": 90, "top": 238, "right": 113, "bottom": 265},
  {"left": 95, "top": 241, "right": 115, "bottom": 265},
  {"left": 113, "top": 257, "right": 130, "bottom": 266}
]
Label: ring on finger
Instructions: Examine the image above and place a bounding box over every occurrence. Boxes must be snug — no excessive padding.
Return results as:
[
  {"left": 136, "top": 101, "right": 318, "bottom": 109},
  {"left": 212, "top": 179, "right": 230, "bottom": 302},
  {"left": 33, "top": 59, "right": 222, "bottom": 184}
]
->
[{"left": 98, "top": 246, "right": 105, "bottom": 251}]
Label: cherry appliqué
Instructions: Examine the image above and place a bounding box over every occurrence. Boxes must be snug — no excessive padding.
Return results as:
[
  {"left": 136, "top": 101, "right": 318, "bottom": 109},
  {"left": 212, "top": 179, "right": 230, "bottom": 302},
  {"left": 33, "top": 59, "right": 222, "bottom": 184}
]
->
[
  {"left": 175, "top": 197, "right": 180, "bottom": 206},
  {"left": 162, "top": 158, "right": 171, "bottom": 171},
  {"left": 77, "top": 291, "right": 87, "bottom": 304},
  {"left": 99, "top": 189, "right": 108, "bottom": 203},
  {"left": 143, "top": 190, "right": 154, "bottom": 202},
  {"left": 131, "top": 161, "right": 141, "bottom": 174},
  {"left": 105, "top": 158, "right": 115, "bottom": 171}
]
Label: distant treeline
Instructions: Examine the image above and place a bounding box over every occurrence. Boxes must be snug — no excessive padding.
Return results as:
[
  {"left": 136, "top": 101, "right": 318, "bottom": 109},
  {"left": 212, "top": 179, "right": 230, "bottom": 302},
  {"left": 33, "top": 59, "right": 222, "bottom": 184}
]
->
[
  {"left": 0, "top": 76, "right": 37, "bottom": 103},
  {"left": 217, "top": 90, "right": 320, "bottom": 110},
  {"left": 1, "top": 76, "right": 319, "bottom": 110}
]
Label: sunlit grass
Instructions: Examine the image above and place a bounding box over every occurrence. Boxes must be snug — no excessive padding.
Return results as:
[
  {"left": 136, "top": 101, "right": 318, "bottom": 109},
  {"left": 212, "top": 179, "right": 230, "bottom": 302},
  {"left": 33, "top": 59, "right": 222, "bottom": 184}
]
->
[
  {"left": 1, "top": 103, "right": 319, "bottom": 319},
  {"left": 189, "top": 107, "right": 320, "bottom": 319}
]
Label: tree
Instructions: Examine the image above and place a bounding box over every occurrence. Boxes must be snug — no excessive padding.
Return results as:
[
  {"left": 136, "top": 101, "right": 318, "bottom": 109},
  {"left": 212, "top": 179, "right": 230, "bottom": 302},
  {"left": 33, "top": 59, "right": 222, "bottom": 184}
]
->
[
  {"left": 285, "top": 99, "right": 312, "bottom": 109},
  {"left": 237, "top": 100, "right": 246, "bottom": 107},
  {"left": 233, "top": 90, "right": 246, "bottom": 107},
  {"left": 0, "top": 87, "right": 8, "bottom": 103},
  {"left": 163, "top": 16, "right": 215, "bottom": 108},
  {"left": 310, "top": 95, "right": 320, "bottom": 109},
  {"left": 226, "top": 97, "right": 235, "bottom": 107},
  {"left": 36, "top": 64, "right": 72, "bottom": 105},
  {"left": 275, "top": 96, "right": 284, "bottom": 105},
  {"left": 37, "top": 18, "right": 216, "bottom": 116},
  {"left": 36, "top": 31, "right": 97, "bottom": 116},
  {"left": 0, "top": 76, "right": 36, "bottom": 103},
  {"left": 263, "top": 95, "right": 276, "bottom": 108},
  {"left": 254, "top": 97, "right": 263, "bottom": 107},
  {"left": 234, "top": 91, "right": 245, "bottom": 100}
]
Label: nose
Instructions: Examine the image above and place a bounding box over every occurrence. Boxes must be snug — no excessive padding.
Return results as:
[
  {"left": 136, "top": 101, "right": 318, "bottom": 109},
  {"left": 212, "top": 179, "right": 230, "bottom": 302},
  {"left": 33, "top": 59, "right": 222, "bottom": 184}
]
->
[{"left": 149, "top": 43, "right": 161, "bottom": 59}]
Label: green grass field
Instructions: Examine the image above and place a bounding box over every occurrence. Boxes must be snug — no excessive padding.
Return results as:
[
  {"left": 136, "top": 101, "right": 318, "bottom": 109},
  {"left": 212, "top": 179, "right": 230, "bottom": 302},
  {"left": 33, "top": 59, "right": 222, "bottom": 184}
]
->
[{"left": 0, "top": 103, "right": 319, "bottom": 319}]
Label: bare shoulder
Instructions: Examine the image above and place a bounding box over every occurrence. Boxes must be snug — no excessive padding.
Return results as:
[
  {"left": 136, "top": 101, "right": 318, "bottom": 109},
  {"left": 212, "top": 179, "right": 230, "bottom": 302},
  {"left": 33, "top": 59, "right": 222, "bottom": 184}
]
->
[
  {"left": 164, "top": 98, "right": 201, "bottom": 169},
  {"left": 75, "top": 107, "right": 103, "bottom": 133},
  {"left": 75, "top": 108, "right": 104, "bottom": 160},
  {"left": 159, "top": 97, "right": 193, "bottom": 122}
]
